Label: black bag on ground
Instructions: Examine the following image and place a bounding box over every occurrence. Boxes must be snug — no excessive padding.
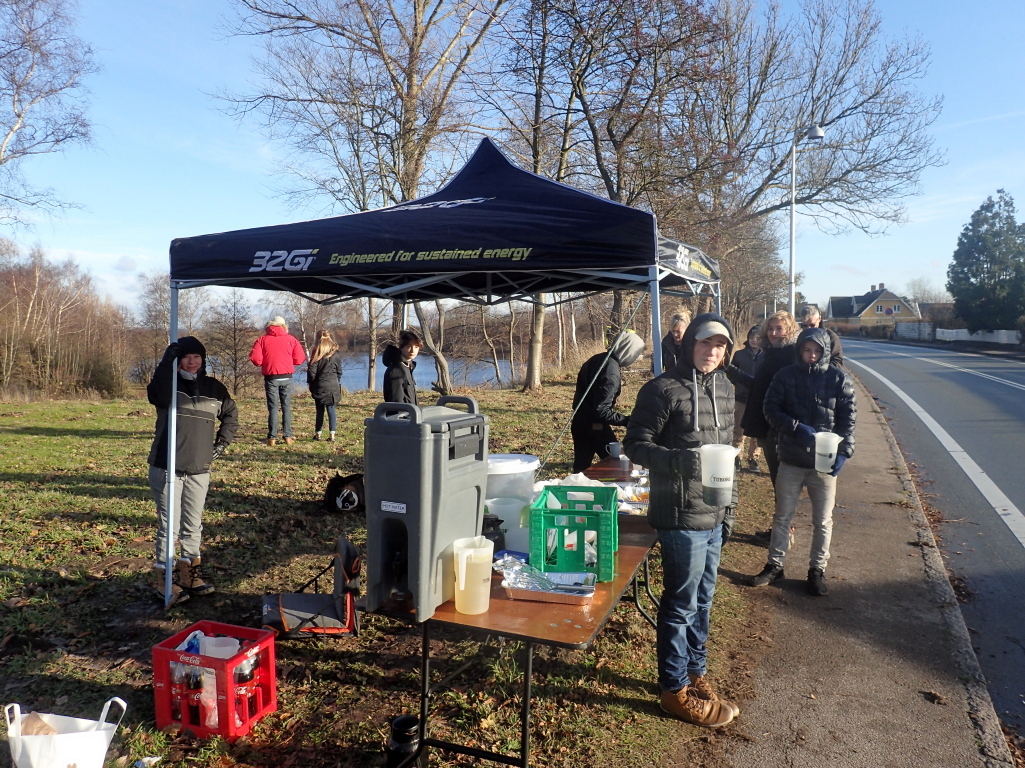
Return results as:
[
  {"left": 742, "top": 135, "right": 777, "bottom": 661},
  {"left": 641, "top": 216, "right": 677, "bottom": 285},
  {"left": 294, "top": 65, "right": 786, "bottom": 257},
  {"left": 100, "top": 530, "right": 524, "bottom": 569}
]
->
[
  {"left": 261, "top": 536, "right": 362, "bottom": 638},
  {"left": 323, "top": 472, "right": 365, "bottom": 514}
]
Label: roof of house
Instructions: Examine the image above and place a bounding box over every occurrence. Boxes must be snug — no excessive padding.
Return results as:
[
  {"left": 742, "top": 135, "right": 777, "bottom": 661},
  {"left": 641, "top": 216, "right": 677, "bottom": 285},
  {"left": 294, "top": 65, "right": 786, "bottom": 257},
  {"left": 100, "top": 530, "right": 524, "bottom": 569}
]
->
[{"left": 828, "top": 288, "right": 920, "bottom": 319}]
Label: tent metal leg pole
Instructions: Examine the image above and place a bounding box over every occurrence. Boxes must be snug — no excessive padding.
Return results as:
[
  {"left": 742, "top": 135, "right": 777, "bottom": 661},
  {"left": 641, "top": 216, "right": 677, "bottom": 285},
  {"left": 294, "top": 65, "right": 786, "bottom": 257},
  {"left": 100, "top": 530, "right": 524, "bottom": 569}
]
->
[
  {"left": 164, "top": 285, "right": 180, "bottom": 609},
  {"left": 649, "top": 265, "right": 662, "bottom": 375}
]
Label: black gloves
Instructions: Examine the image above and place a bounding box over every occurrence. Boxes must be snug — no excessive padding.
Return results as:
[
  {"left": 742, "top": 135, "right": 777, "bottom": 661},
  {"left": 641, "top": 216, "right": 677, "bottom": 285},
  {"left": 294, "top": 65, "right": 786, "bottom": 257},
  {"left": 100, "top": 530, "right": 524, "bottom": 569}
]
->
[
  {"left": 794, "top": 423, "right": 817, "bottom": 448},
  {"left": 212, "top": 441, "right": 228, "bottom": 461},
  {"left": 722, "top": 507, "right": 736, "bottom": 543},
  {"left": 160, "top": 342, "right": 182, "bottom": 365},
  {"left": 672, "top": 448, "right": 701, "bottom": 478}
]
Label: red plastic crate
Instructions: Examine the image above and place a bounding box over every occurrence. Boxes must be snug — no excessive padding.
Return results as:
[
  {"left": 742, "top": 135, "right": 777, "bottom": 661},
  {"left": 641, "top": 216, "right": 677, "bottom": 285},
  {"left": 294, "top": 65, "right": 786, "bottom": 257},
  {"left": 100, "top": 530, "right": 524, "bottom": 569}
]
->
[{"left": 153, "top": 621, "right": 277, "bottom": 740}]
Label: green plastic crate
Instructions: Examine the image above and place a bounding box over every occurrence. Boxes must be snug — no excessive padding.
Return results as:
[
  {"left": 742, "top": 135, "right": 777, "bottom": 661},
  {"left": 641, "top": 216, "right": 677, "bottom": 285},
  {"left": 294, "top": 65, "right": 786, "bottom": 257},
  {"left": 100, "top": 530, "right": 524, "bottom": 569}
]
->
[{"left": 529, "top": 486, "right": 619, "bottom": 582}]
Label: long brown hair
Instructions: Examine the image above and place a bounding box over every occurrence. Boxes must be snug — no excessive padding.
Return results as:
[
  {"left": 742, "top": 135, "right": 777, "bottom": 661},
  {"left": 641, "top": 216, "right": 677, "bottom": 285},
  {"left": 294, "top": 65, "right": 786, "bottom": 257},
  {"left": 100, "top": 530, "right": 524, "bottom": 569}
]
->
[
  {"left": 309, "top": 330, "right": 339, "bottom": 364},
  {"left": 758, "top": 311, "right": 799, "bottom": 348}
]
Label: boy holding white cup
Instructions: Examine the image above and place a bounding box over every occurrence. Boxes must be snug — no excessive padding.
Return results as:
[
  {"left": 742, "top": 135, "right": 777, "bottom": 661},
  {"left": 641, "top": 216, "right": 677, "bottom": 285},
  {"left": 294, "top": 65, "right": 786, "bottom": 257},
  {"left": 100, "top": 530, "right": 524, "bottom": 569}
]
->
[{"left": 749, "top": 327, "right": 856, "bottom": 596}]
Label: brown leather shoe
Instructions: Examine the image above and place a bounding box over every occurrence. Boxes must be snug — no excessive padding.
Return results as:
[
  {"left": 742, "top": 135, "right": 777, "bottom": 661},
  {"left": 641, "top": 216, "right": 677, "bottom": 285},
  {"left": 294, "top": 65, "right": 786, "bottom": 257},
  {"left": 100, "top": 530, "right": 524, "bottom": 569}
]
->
[
  {"left": 688, "top": 674, "right": 740, "bottom": 717},
  {"left": 266, "top": 438, "right": 277, "bottom": 447},
  {"left": 151, "top": 566, "right": 189, "bottom": 606},
  {"left": 177, "top": 557, "right": 215, "bottom": 596},
  {"left": 660, "top": 687, "right": 734, "bottom": 727},
  {"left": 284, "top": 437, "right": 295, "bottom": 445}
]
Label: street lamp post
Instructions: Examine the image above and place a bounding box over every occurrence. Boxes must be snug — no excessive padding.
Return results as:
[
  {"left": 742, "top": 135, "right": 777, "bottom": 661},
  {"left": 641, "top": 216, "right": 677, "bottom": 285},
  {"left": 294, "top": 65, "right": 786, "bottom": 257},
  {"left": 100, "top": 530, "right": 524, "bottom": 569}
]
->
[{"left": 788, "top": 124, "right": 825, "bottom": 315}]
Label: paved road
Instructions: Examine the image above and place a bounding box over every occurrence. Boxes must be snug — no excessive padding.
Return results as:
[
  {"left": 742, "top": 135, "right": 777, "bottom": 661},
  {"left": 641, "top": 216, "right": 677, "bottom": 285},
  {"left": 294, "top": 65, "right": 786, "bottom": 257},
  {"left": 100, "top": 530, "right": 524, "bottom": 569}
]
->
[{"left": 844, "top": 339, "right": 1025, "bottom": 730}]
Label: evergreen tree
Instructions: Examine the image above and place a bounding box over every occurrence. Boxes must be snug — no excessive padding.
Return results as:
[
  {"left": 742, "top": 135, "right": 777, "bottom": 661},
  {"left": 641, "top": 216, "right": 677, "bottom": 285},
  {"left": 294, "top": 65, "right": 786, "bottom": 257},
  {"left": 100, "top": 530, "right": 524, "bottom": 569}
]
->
[{"left": 946, "top": 190, "right": 1025, "bottom": 332}]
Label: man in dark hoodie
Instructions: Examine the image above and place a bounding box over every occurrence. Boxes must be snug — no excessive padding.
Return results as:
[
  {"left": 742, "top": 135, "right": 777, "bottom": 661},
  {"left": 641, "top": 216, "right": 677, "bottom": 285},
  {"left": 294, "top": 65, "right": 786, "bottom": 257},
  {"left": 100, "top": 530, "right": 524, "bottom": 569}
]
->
[
  {"left": 749, "top": 327, "right": 856, "bottom": 596},
  {"left": 147, "top": 337, "right": 238, "bottom": 605},
  {"left": 570, "top": 330, "right": 645, "bottom": 473},
  {"left": 623, "top": 313, "right": 739, "bottom": 728},
  {"left": 382, "top": 328, "right": 422, "bottom": 405}
]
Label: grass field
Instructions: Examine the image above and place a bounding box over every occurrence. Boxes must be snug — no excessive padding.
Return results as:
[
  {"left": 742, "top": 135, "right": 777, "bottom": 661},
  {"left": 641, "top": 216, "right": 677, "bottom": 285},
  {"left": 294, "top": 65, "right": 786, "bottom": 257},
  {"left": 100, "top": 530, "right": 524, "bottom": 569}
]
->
[{"left": 0, "top": 373, "right": 776, "bottom": 768}]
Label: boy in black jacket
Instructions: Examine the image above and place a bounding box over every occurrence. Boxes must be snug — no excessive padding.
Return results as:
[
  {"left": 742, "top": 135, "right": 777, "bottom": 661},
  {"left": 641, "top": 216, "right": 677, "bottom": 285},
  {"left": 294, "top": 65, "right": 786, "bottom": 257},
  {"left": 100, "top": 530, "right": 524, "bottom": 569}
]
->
[{"left": 749, "top": 327, "right": 856, "bottom": 596}]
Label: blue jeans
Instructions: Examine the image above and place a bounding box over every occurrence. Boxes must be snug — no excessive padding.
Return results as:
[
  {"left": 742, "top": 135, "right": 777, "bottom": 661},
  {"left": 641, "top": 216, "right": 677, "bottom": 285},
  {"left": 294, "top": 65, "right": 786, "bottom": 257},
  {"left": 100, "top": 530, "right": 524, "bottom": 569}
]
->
[
  {"left": 657, "top": 525, "right": 723, "bottom": 692},
  {"left": 315, "top": 402, "right": 337, "bottom": 433},
  {"left": 264, "top": 376, "right": 293, "bottom": 439}
]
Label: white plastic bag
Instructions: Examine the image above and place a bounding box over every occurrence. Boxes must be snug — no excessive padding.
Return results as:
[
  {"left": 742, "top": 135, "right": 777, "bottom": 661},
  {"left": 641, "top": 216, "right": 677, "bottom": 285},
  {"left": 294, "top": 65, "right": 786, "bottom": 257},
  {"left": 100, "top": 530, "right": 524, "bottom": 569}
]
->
[{"left": 4, "top": 697, "right": 126, "bottom": 768}]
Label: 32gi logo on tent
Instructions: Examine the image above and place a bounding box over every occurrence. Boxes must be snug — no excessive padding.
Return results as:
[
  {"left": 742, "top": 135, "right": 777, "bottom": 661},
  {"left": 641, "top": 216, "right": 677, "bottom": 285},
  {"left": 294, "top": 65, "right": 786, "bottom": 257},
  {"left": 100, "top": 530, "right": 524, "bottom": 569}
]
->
[{"left": 249, "top": 249, "right": 317, "bottom": 273}]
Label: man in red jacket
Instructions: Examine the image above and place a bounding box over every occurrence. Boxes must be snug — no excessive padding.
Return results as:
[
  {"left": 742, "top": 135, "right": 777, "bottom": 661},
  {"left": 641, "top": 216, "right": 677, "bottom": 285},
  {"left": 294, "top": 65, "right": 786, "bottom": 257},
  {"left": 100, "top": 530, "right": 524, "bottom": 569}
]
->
[{"left": 250, "top": 316, "right": 306, "bottom": 445}]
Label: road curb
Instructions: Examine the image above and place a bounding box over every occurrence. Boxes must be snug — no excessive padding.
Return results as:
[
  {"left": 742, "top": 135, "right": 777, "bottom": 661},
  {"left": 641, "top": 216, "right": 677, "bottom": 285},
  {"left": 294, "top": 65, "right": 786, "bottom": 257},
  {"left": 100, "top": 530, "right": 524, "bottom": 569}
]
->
[{"left": 854, "top": 374, "right": 1015, "bottom": 768}]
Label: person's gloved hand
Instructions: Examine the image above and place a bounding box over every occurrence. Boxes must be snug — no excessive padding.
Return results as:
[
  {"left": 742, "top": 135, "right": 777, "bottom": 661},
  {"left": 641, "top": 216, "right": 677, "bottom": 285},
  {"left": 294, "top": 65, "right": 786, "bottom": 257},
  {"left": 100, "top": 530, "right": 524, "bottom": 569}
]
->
[
  {"left": 160, "top": 342, "right": 182, "bottom": 365},
  {"left": 211, "top": 441, "right": 228, "bottom": 461},
  {"left": 830, "top": 454, "right": 847, "bottom": 477},
  {"left": 794, "top": 423, "right": 817, "bottom": 448},
  {"left": 722, "top": 507, "right": 736, "bottom": 543},
  {"left": 672, "top": 448, "right": 701, "bottom": 478}
]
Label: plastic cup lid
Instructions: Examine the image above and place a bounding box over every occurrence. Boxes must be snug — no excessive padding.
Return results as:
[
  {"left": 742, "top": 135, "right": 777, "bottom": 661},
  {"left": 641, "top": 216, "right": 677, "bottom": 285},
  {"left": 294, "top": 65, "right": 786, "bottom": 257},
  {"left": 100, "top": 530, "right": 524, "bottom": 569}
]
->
[{"left": 487, "top": 453, "right": 541, "bottom": 473}]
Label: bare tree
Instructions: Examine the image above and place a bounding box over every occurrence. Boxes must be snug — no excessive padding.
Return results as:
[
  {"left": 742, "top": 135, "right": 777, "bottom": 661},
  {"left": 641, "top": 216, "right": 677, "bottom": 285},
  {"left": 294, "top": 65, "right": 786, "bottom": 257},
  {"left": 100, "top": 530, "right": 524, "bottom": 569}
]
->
[
  {"left": 0, "top": 0, "right": 96, "bottom": 223},
  {"left": 413, "top": 300, "right": 451, "bottom": 395},
  {"left": 903, "top": 277, "right": 951, "bottom": 305},
  {"left": 679, "top": 0, "right": 944, "bottom": 236},
  {"left": 207, "top": 289, "right": 260, "bottom": 397}
]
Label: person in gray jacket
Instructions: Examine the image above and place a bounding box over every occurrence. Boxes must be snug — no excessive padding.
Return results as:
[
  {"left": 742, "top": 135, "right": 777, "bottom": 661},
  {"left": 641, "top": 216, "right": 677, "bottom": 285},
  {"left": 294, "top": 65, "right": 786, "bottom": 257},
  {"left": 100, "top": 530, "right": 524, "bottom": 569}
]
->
[
  {"left": 624, "top": 313, "right": 739, "bottom": 728},
  {"left": 749, "top": 327, "right": 856, "bottom": 596},
  {"left": 147, "top": 337, "right": 238, "bottom": 605},
  {"left": 570, "top": 330, "right": 645, "bottom": 473}
]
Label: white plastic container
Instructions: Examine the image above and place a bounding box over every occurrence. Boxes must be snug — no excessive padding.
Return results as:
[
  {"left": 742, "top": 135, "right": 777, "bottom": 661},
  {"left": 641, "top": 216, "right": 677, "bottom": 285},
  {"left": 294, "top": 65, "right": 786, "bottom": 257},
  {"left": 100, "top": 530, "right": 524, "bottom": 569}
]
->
[
  {"left": 698, "top": 444, "right": 739, "bottom": 506},
  {"left": 814, "top": 432, "right": 843, "bottom": 474},
  {"left": 486, "top": 454, "right": 540, "bottom": 554}
]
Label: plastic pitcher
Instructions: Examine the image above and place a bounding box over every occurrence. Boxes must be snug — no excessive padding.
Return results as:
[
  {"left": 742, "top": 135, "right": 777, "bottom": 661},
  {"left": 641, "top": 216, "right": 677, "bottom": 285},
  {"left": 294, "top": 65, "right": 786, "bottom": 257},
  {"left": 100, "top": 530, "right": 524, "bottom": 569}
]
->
[
  {"left": 698, "top": 444, "right": 739, "bottom": 506},
  {"left": 814, "top": 432, "right": 843, "bottom": 473},
  {"left": 452, "top": 536, "right": 494, "bottom": 615}
]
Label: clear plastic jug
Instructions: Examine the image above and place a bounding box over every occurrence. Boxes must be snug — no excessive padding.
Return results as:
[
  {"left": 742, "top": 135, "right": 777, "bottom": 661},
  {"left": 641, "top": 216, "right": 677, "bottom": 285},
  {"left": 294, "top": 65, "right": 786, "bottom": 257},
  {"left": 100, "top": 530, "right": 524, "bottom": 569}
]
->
[
  {"left": 698, "top": 444, "right": 739, "bottom": 506},
  {"left": 814, "top": 432, "right": 843, "bottom": 474},
  {"left": 452, "top": 536, "right": 494, "bottom": 615}
]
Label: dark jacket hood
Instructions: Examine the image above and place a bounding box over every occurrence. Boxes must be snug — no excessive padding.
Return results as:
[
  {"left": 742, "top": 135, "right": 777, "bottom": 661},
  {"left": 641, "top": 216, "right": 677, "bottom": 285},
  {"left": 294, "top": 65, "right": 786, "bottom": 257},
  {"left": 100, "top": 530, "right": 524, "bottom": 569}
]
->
[
  {"left": 382, "top": 343, "right": 416, "bottom": 370},
  {"left": 796, "top": 327, "right": 831, "bottom": 374},
  {"left": 675, "top": 312, "right": 735, "bottom": 377}
]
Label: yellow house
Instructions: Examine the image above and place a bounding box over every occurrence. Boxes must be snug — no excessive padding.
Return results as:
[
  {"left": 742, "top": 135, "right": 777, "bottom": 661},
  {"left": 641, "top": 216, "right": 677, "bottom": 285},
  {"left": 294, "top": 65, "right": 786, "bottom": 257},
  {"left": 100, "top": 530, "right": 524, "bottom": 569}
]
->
[{"left": 826, "top": 283, "right": 920, "bottom": 329}]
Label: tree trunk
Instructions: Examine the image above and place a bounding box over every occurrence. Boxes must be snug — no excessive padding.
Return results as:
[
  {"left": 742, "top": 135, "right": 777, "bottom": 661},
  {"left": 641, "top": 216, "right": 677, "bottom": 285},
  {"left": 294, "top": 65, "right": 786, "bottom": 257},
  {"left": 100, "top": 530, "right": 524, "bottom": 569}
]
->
[
  {"left": 414, "top": 300, "right": 452, "bottom": 395},
  {"left": 479, "top": 305, "right": 503, "bottom": 385},
  {"left": 523, "top": 294, "right": 545, "bottom": 392}
]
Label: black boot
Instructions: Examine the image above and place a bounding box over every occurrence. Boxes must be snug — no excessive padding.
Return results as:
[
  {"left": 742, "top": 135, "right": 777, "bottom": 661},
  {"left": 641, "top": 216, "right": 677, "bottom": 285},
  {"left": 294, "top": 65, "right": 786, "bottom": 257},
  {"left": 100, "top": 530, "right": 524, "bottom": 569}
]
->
[{"left": 807, "top": 567, "right": 828, "bottom": 596}]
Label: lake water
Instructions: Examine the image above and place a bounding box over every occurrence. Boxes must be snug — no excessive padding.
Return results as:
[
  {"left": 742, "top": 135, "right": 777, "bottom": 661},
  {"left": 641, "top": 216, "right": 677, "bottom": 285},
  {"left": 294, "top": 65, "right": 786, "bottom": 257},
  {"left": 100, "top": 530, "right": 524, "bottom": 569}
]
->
[{"left": 296, "top": 354, "right": 518, "bottom": 392}]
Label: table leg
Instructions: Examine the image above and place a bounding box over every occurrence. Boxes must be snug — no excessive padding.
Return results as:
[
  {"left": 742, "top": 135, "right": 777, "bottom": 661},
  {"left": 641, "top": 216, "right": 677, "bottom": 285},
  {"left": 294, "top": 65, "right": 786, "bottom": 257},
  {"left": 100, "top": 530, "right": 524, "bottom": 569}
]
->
[
  {"left": 631, "top": 553, "right": 658, "bottom": 629},
  {"left": 519, "top": 641, "right": 533, "bottom": 767}
]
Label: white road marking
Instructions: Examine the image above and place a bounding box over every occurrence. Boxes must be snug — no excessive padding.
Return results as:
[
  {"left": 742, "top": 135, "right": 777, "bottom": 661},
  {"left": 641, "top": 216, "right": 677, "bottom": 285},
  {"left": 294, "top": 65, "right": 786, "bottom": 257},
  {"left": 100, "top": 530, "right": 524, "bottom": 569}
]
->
[
  {"left": 848, "top": 357, "right": 1025, "bottom": 550},
  {"left": 845, "top": 343, "right": 1025, "bottom": 391}
]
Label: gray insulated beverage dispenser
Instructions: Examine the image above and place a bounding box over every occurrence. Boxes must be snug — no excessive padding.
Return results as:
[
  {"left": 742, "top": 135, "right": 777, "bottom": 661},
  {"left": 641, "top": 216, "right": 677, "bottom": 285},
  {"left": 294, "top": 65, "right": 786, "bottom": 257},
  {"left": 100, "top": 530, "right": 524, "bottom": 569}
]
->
[{"left": 364, "top": 396, "right": 489, "bottom": 622}]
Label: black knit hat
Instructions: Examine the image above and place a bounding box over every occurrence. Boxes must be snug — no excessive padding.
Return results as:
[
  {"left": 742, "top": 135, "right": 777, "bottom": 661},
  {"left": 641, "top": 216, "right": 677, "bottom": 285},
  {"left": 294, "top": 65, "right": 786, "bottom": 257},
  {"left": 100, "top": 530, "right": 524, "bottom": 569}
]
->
[{"left": 177, "top": 336, "right": 207, "bottom": 372}]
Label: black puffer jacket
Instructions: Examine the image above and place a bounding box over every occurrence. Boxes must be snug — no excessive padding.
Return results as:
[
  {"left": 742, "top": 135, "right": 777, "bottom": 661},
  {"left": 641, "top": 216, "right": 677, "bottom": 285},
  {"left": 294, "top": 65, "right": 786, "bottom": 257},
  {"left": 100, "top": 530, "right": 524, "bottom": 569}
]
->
[
  {"left": 382, "top": 344, "right": 418, "bottom": 405},
  {"left": 763, "top": 327, "right": 856, "bottom": 468},
  {"left": 730, "top": 343, "right": 762, "bottom": 403},
  {"left": 740, "top": 344, "right": 796, "bottom": 439},
  {"left": 624, "top": 313, "right": 738, "bottom": 531},
  {"left": 309, "top": 351, "right": 343, "bottom": 406}
]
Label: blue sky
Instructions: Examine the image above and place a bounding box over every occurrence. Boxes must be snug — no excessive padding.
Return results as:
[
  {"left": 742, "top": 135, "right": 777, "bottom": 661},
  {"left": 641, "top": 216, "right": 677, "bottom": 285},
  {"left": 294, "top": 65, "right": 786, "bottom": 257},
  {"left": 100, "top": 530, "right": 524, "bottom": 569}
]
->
[{"left": 12, "top": 0, "right": 1025, "bottom": 310}]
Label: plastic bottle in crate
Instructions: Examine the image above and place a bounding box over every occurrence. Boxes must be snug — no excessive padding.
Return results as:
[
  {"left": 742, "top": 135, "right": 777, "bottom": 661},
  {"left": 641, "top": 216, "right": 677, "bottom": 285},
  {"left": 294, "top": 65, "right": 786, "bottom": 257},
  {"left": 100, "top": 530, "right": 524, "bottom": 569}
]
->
[
  {"left": 234, "top": 655, "right": 259, "bottom": 720},
  {"left": 186, "top": 665, "right": 204, "bottom": 727},
  {"left": 170, "top": 663, "right": 186, "bottom": 722}
]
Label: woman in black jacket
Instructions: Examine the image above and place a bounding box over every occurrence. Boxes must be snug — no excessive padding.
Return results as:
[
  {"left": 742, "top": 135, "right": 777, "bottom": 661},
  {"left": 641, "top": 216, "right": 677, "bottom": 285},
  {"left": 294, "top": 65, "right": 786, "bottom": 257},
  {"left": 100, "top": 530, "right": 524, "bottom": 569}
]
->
[{"left": 308, "top": 330, "right": 343, "bottom": 441}]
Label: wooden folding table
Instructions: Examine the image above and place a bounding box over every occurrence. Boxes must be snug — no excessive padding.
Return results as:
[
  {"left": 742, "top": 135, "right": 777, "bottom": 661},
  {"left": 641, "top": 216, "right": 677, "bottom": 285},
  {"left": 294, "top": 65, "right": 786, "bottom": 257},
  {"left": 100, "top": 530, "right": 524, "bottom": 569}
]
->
[{"left": 393, "top": 514, "right": 658, "bottom": 768}]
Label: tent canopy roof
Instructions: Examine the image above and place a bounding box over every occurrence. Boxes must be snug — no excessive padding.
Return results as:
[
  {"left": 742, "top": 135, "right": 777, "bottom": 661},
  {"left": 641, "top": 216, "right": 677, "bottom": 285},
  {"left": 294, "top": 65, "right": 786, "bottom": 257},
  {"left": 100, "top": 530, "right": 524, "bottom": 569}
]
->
[{"left": 169, "top": 138, "right": 719, "bottom": 305}]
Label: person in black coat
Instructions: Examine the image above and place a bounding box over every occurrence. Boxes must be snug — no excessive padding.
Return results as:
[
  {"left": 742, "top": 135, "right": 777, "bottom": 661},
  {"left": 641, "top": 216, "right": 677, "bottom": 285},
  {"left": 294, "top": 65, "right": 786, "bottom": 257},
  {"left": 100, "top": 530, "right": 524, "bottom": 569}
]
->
[
  {"left": 382, "top": 329, "right": 422, "bottom": 405},
  {"left": 660, "top": 310, "right": 691, "bottom": 372},
  {"left": 731, "top": 325, "right": 763, "bottom": 471},
  {"left": 749, "top": 327, "right": 856, "bottom": 596},
  {"left": 308, "top": 330, "right": 344, "bottom": 441},
  {"left": 570, "top": 330, "right": 645, "bottom": 473}
]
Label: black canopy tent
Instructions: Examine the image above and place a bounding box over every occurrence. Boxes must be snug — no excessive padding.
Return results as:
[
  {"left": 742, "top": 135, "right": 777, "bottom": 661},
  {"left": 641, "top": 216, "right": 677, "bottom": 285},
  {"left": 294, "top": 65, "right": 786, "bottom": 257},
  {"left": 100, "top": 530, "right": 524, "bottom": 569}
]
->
[{"left": 158, "top": 138, "right": 719, "bottom": 604}]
